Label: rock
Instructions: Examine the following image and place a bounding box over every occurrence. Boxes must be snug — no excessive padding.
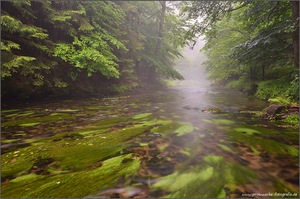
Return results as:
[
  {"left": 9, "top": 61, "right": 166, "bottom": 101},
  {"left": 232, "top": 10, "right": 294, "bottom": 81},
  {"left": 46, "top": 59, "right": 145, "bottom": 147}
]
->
[
  {"left": 263, "top": 104, "right": 299, "bottom": 121},
  {"left": 262, "top": 104, "right": 287, "bottom": 119}
]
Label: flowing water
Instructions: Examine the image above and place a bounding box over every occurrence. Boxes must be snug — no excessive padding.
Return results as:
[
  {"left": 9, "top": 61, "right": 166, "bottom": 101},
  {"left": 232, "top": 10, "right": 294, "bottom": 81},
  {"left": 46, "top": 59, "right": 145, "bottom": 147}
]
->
[{"left": 1, "top": 44, "right": 299, "bottom": 198}]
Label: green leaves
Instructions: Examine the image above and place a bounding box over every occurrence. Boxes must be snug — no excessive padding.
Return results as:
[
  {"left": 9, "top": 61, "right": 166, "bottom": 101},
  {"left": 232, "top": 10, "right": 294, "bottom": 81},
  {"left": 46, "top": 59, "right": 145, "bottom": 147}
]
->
[
  {"left": 1, "top": 40, "right": 20, "bottom": 52},
  {"left": 1, "top": 54, "right": 36, "bottom": 78},
  {"left": 200, "top": 1, "right": 296, "bottom": 101},
  {"left": 1, "top": 1, "right": 187, "bottom": 98},
  {"left": 54, "top": 34, "right": 123, "bottom": 78}
]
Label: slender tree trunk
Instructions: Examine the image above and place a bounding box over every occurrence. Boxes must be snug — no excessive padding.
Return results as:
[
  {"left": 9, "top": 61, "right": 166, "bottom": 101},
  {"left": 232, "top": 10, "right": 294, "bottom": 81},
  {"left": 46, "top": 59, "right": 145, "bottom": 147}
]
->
[
  {"left": 156, "top": 1, "right": 166, "bottom": 55},
  {"left": 292, "top": 1, "right": 299, "bottom": 68}
]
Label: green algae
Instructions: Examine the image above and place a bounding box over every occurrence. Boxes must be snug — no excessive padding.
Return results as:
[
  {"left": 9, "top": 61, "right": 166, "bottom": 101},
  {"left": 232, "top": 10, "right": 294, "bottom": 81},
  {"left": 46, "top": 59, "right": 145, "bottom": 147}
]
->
[
  {"left": 1, "top": 117, "right": 164, "bottom": 179},
  {"left": 56, "top": 109, "right": 79, "bottom": 112},
  {"left": 175, "top": 123, "right": 194, "bottom": 136},
  {"left": 5, "top": 111, "right": 35, "bottom": 118},
  {"left": 133, "top": 113, "right": 152, "bottom": 119},
  {"left": 218, "top": 144, "right": 234, "bottom": 153},
  {"left": 2, "top": 113, "right": 75, "bottom": 127},
  {"left": 201, "top": 118, "right": 235, "bottom": 125},
  {"left": 217, "top": 188, "right": 227, "bottom": 198},
  {"left": 150, "top": 121, "right": 195, "bottom": 136},
  {"left": 250, "top": 146, "right": 261, "bottom": 155},
  {"left": 84, "top": 105, "right": 116, "bottom": 110},
  {"left": 150, "top": 121, "right": 178, "bottom": 134},
  {"left": 212, "top": 119, "right": 235, "bottom": 125},
  {"left": 153, "top": 155, "right": 259, "bottom": 198},
  {"left": 19, "top": 122, "right": 40, "bottom": 127},
  {"left": 2, "top": 154, "right": 140, "bottom": 198},
  {"left": 153, "top": 166, "right": 214, "bottom": 192},
  {"left": 1, "top": 139, "right": 18, "bottom": 144},
  {"left": 10, "top": 173, "right": 41, "bottom": 183},
  {"left": 228, "top": 130, "right": 299, "bottom": 157},
  {"left": 234, "top": 127, "right": 261, "bottom": 135},
  {"left": 204, "top": 155, "right": 224, "bottom": 165}
]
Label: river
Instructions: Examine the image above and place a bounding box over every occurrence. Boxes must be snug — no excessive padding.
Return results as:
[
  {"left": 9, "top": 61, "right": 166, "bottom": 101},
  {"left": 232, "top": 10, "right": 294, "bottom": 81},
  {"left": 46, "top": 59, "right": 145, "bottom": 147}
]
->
[{"left": 1, "top": 44, "right": 299, "bottom": 198}]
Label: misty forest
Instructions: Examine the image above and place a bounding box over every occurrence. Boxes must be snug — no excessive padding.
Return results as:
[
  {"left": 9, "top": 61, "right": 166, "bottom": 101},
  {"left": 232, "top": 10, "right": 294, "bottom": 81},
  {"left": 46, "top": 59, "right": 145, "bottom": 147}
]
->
[{"left": 1, "top": 0, "right": 299, "bottom": 198}]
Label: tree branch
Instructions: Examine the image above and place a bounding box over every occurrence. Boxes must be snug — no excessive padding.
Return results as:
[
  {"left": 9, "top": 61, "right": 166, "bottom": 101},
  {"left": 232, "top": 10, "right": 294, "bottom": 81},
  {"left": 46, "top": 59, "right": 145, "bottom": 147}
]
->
[{"left": 225, "top": 1, "right": 250, "bottom": 12}]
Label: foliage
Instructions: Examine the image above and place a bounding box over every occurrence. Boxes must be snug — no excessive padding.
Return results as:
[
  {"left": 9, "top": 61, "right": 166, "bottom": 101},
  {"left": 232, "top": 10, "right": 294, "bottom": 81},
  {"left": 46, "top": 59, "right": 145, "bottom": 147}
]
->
[
  {"left": 268, "top": 97, "right": 292, "bottom": 105},
  {"left": 1, "top": 1, "right": 186, "bottom": 99},
  {"left": 197, "top": 1, "right": 298, "bottom": 102},
  {"left": 283, "top": 114, "right": 299, "bottom": 126},
  {"left": 255, "top": 78, "right": 296, "bottom": 101}
]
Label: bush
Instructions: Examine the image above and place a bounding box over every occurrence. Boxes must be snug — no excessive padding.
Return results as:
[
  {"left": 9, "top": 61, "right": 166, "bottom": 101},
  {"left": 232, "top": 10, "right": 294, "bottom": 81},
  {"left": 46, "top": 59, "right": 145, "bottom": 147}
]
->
[
  {"left": 255, "top": 78, "right": 295, "bottom": 101},
  {"left": 226, "top": 77, "right": 252, "bottom": 91},
  {"left": 283, "top": 114, "right": 299, "bottom": 126}
]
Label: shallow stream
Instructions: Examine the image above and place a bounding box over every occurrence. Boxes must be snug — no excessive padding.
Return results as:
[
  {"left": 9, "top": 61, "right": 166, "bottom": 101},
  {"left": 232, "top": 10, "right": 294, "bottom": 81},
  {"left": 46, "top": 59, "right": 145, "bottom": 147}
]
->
[{"left": 1, "top": 80, "right": 299, "bottom": 198}]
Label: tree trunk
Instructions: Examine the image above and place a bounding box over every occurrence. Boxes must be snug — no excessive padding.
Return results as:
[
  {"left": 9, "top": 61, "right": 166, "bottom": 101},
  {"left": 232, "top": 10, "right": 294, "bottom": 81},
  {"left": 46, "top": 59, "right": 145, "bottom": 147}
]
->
[
  {"left": 155, "top": 1, "right": 166, "bottom": 56},
  {"left": 292, "top": 1, "right": 299, "bottom": 68}
]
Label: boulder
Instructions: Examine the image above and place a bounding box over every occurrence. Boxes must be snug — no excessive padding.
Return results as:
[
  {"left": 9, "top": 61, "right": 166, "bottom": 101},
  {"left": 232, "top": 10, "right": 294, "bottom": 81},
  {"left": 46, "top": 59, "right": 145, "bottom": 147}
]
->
[{"left": 263, "top": 104, "right": 287, "bottom": 119}]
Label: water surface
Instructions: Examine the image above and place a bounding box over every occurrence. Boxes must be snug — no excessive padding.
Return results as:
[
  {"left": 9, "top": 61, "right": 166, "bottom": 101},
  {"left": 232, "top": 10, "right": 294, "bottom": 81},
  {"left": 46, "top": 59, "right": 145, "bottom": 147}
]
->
[{"left": 1, "top": 79, "right": 298, "bottom": 198}]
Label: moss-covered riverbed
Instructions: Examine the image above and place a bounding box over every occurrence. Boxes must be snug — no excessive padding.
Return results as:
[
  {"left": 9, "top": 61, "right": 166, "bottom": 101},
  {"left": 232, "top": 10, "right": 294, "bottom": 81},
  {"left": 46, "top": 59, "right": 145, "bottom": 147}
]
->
[{"left": 1, "top": 89, "right": 299, "bottom": 198}]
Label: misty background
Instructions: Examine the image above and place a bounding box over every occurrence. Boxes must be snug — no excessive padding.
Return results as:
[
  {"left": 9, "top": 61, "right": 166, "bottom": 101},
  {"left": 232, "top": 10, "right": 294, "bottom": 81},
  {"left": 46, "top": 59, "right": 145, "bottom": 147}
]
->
[{"left": 174, "top": 39, "right": 210, "bottom": 87}]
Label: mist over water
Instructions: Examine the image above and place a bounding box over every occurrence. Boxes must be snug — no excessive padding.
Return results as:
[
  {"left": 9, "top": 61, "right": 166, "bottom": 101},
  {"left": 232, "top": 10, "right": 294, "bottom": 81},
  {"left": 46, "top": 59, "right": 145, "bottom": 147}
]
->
[{"left": 174, "top": 38, "right": 211, "bottom": 88}]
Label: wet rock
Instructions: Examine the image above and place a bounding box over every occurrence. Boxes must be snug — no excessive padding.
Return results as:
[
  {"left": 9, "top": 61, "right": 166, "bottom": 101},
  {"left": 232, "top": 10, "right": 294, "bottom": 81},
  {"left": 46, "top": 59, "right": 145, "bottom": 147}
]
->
[
  {"left": 263, "top": 104, "right": 299, "bottom": 122},
  {"left": 263, "top": 104, "right": 287, "bottom": 119}
]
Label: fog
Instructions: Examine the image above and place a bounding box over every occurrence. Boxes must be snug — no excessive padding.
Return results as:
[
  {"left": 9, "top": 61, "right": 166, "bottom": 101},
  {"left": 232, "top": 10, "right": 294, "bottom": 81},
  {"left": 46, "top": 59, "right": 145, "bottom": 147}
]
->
[{"left": 174, "top": 38, "right": 210, "bottom": 87}]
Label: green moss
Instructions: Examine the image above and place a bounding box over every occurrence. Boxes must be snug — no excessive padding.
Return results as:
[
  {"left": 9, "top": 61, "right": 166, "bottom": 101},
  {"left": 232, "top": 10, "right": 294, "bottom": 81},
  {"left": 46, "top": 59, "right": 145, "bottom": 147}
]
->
[
  {"left": 211, "top": 119, "right": 235, "bottom": 125},
  {"left": 218, "top": 144, "right": 234, "bottom": 153},
  {"left": 225, "top": 163, "right": 258, "bottom": 185},
  {"left": 250, "top": 146, "right": 261, "bottom": 155},
  {"left": 2, "top": 154, "right": 140, "bottom": 198},
  {"left": 2, "top": 114, "right": 75, "bottom": 127},
  {"left": 133, "top": 113, "right": 152, "bottom": 119},
  {"left": 2, "top": 139, "right": 18, "bottom": 144},
  {"left": 234, "top": 127, "right": 261, "bottom": 135},
  {"left": 153, "top": 166, "right": 214, "bottom": 192},
  {"left": 151, "top": 121, "right": 178, "bottom": 134},
  {"left": 228, "top": 130, "right": 299, "bottom": 157},
  {"left": 19, "top": 122, "right": 40, "bottom": 127},
  {"left": 204, "top": 155, "right": 224, "bottom": 165},
  {"left": 217, "top": 188, "right": 227, "bottom": 198},
  {"left": 1, "top": 118, "right": 158, "bottom": 179},
  {"left": 153, "top": 155, "right": 260, "bottom": 198},
  {"left": 1, "top": 156, "right": 33, "bottom": 179},
  {"left": 56, "top": 109, "right": 79, "bottom": 112},
  {"left": 10, "top": 173, "right": 41, "bottom": 183},
  {"left": 175, "top": 123, "right": 194, "bottom": 136},
  {"left": 84, "top": 105, "right": 115, "bottom": 110}
]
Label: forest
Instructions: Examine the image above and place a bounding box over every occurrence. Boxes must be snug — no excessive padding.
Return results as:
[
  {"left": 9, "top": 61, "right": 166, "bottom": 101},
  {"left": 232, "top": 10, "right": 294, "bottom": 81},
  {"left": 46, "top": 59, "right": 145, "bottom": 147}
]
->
[
  {"left": 2, "top": 1, "right": 298, "bottom": 103},
  {"left": 1, "top": 1, "right": 299, "bottom": 198}
]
